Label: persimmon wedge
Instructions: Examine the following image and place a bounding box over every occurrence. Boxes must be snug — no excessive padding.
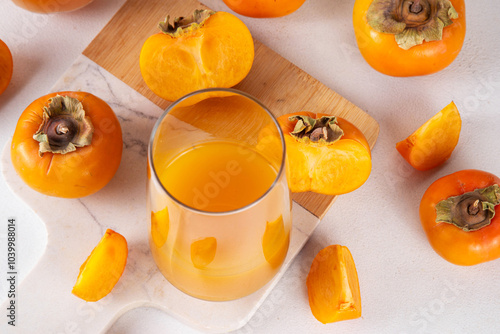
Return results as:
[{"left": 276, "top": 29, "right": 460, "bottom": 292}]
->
[
  {"left": 307, "top": 245, "right": 362, "bottom": 324},
  {"left": 72, "top": 229, "right": 128, "bottom": 302},
  {"left": 396, "top": 101, "right": 461, "bottom": 171},
  {"left": 277, "top": 112, "right": 371, "bottom": 195}
]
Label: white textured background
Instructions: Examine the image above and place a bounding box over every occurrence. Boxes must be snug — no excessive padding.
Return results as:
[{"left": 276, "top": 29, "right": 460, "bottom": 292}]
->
[{"left": 1, "top": 0, "right": 500, "bottom": 333}]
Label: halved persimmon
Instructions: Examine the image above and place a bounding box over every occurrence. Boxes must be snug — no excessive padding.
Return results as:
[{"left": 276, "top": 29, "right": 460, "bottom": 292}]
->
[
  {"left": 0, "top": 39, "right": 13, "bottom": 96},
  {"left": 306, "top": 245, "right": 362, "bottom": 324},
  {"left": 396, "top": 101, "right": 461, "bottom": 171},
  {"left": 277, "top": 112, "right": 371, "bottom": 195},
  {"left": 72, "top": 229, "right": 128, "bottom": 302},
  {"left": 140, "top": 10, "right": 254, "bottom": 102}
]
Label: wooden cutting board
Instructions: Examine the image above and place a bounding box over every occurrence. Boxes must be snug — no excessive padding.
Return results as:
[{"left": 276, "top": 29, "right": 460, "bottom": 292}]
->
[{"left": 83, "top": 0, "right": 379, "bottom": 219}]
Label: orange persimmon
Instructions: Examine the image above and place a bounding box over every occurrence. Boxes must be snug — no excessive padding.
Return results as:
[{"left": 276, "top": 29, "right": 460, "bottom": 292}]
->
[
  {"left": 396, "top": 101, "right": 461, "bottom": 171},
  {"left": 307, "top": 245, "right": 361, "bottom": 324},
  {"left": 72, "top": 229, "right": 128, "bottom": 302},
  {"left": 0, "top": 39, "right": 13, "bottom": 96},
  {"left": 140, "top": 10, "right": 254, "bottom": 102},
  {"left": 353, "top": 0, "right": 466, "bottom": 76},
  {"left": 11, "top": 91, "right": 123, "bottom": 198},
  {"left": 420, "top": 170, "right": 500, "bottom": 266},
  {"left": 223, "top": 0, "right": 306, "bottom": 18},
  {"left": 11, "top": 0, "right": 94, "bottom": 13},
  {"left": 277, "top": 112, "right": 371, "bottom": 195}
]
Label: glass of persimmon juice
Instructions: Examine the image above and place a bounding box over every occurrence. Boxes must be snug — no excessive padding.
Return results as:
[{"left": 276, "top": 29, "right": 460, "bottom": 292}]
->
[{"left": 147, "top": 88, "right": 291, "bottom": 301}]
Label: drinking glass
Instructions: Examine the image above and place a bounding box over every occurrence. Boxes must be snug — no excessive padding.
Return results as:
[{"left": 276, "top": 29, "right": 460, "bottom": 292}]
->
[{"left": 147, "top": 88, "right": 292, "bottom": 301}]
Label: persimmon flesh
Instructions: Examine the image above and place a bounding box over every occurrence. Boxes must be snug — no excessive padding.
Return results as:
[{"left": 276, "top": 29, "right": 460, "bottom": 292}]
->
[
  {"left": 140, "top": 10, "right": 254, "bottom": 102},
  {"left": 11, "top": 0, "right": 94, "bottom": 13},
  {"left": 0, "top": 39, "right": 13, "bottom": 96},
  {"left": 223, "top": 0, "right": 306, "bottom": 18},
  {"left": 72, "top": 229, "right": 128, "bottom": 302},
  {"left": 396, "top": 101, "right": 461, "bottom": 171},
  {"left": 307, "top": 245, "right": 362, "bottom": 324},
  {"left": 277, "top": 112, "right": 371, "bottom": 195}
]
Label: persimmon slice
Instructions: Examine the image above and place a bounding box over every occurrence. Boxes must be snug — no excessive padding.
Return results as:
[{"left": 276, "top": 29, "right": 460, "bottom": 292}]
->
[
  {"left": 306, "top": 245, "right": 361, "bottom": 324},
  {"left": 72, "top": 229, "right": 128, "bottom": 302},
  {"left": 396, "top": 101, "right": 461, "bottom": 171},
  {"left": 0, "top": 39, "right": 13, "bottom": 96}
]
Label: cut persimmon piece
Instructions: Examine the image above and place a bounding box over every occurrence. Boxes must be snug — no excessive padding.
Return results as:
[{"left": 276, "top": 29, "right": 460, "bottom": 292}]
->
[
  {"left": 0, "top": 39, "right": 13, "bottom": 96},
  {"left": 277, "top": 112, "right": 371, "bottom": 195},
  {"left": 191, "top": 237, "right": 217, "bottom": 269},
  {"left": 396, "top": 101, "right": 461, "bottom": 171},
  {"left": 140, "top": 10, "right": 254, "bottom": 101},
  {"left": 306, "top": 245, "right": 361, "bottom": 324},
  {"left": 151, "top": 207, "right": 169, "bottom": 248},
  {"left": 72, "top": 229, "right": 128, "bottom": 302},
  {"left": 262, "top": 215, "right": 290, "bottom": 268}
]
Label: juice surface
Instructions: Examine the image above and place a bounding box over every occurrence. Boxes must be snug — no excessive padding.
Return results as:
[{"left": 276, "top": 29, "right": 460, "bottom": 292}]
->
[{"left": 158, "top": 141, "right": 277, "bottom": 212}]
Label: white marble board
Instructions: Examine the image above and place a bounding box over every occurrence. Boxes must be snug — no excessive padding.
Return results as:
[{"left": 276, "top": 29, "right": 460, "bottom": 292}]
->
[{"left": 0, "top": 55, "right": 321, "bottom": 333}]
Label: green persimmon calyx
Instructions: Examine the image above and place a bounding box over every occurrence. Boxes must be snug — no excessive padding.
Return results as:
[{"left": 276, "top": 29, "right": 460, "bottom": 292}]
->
[
  {"left": 435, "top": 184, "right": 500, "bottom": 232},
  {"left": 367, "top": 0, "right": 458, "bottom": 50},
  {"left": 289, "top": 115, "right": 344, "bottom": 145},
  {"left": 158, "top": 9, "right": 215, "bottom": 37},
  {"left": 33, "top": 95, "right": 94, "bottom": 156}
]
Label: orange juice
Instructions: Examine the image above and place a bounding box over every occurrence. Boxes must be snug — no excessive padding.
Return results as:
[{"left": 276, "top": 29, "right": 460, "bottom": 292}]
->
[{"left": 149, "top": 141, "right": 291, "bottom": 300}]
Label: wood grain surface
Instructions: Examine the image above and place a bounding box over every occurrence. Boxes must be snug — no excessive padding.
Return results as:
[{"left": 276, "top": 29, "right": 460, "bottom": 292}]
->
[{"left": 83, "top": 0, "right": 379, "bottom": 219}]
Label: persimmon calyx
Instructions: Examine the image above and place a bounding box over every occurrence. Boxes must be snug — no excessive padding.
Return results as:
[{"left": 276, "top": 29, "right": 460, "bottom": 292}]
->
[
  {"left": 435, "top": 184, "right": 500, "bottom": 232},
  {"left": 33, "top": 95, "right": 94, "bottom": 157},
  {"left": 158, "top": 9, "right": 215, "bottom": 37},
  {"left": 288, "top": 115, "right": 344, "bottom": 145},
  {"left": 367, "top": 0, "right": 458, "bottom": 50}
]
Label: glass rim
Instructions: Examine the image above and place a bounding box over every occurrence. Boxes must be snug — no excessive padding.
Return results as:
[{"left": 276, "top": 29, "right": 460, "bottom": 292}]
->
[{"left": 148, "top": 87, "right": 287, "bottom": 216}]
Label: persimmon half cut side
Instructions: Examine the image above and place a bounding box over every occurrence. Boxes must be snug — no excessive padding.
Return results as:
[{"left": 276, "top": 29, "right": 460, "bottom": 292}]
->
[
  {"left": 140, "top": 10, "right": 254, "bottom": 102},
  {"left": 307, "top": 245, "right": 362, "bottom": 324},
  {"left": 396, "top": 101, "right": 461, "bottom": 171},
  {"left": 72, "top": 229, "right": 128, "bottom": 302},
  {"left": 277, "top": 112, "right": 371, "bottom": 195},
  {"left": 0, "top": 39, "right": 13, "bottom": 96}
]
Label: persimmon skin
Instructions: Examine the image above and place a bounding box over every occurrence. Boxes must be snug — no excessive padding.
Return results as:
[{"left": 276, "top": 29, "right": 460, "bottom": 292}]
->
[
  {"left": 420, "top": 170, "right": 500, "bottom": 266},
  {"left": 278, "top": 112, "right": 371, "bottom": 195},
  {"left": 11, "top": 91, "right": 123, "bottom": 198},
  {"left": 223, "top": 0, "right": 306, "bottom": 18},
  {"left": 140, "top": 11, "right": 254, "bottom": 102},
  {"left": 11, "top": 0, "right": 94, "bottom": 13},
  {"left": 72, "top": 229, "right": 128, "bottom": 302},
  {"left": 353, "top": 0, "right": 466, "bottom": 77},
  {"left": 0, "top": 39, "right": 13, "bottom": 96}
]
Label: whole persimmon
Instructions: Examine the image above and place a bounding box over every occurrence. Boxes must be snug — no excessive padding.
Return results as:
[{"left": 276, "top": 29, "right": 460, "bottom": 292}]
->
[
  {"left": 223, "top": 0, "right": 306, "bottom": 18},
  {"left": 277, "top": 112, "right": 371, "bottom": 195},
  {"left": 11, "top": 0, "right": 94, "bottom": 13},
  {"left": 420, "top": 170, "right": 500, "bottom": 266},
  {"left": 11, "top": 91, "right": 123, "bottom": 198},
  {"left": 140, "top": 10, "right": 254, "bottom": 102},
  {"left": 0, "top": 39, "right": 13, "bottom": 96},
  {"left": 353, "top": 0, "right": 466, "bottom": 76}
]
